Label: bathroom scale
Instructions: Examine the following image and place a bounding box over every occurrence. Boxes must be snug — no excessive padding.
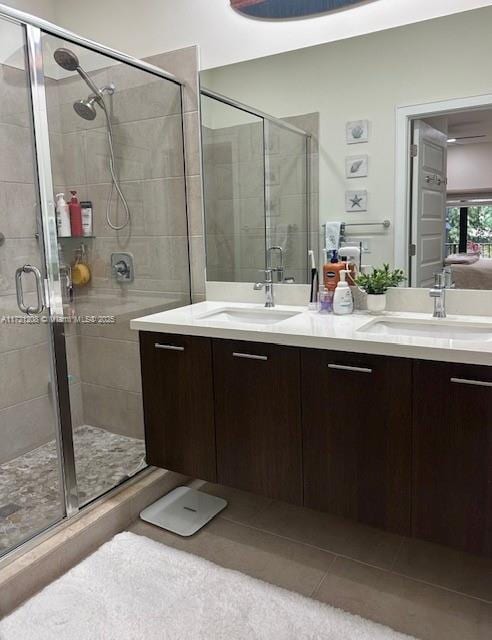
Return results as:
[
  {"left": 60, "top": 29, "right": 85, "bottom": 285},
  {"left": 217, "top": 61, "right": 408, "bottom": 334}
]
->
[{"left": 140, "top": 486, "right": 227, "bottom": 536}]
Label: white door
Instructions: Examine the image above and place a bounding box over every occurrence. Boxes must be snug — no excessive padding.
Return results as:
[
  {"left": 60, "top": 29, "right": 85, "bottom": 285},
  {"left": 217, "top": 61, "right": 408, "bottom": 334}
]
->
[{"left": 410, "top": 120, "right": 448, "bottom": 287}]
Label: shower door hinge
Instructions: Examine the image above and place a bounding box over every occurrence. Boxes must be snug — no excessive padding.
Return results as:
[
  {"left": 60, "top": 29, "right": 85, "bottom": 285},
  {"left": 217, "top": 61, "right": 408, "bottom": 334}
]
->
[{"left": 410, "top": 144, "right": 418, "bottom": 158}]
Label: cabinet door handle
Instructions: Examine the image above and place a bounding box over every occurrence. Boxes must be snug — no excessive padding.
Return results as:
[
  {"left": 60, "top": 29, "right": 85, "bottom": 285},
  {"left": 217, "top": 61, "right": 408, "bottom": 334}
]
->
[
  {"left": 328, "top": 364, "right": 372, "bottom": 374},
  {"left": 233, "top": 352, "right": 268, "bottom": 361},
  {"left": 155, "top": 343, "right": 185, "bottom": 352},
  {"left": 450, "top": 377, "right": 492, "bottom": 388}
]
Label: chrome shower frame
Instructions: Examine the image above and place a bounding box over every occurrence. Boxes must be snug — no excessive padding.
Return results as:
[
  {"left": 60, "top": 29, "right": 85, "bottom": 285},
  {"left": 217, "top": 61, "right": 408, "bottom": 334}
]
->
[
  {"left": 200, "top": 88, "right": 313, "bottom": 281},
  {"left": 0, "top": 2, "right": 187, "bottom": 563}
]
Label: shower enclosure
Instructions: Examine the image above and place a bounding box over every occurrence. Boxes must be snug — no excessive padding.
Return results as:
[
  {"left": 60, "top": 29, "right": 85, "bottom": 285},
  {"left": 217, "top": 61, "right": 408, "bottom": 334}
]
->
[
  {"left": 0, "top": 5, "right": 191, "bottom": 559},
  {"left": 200, "top": 88, "right": 315, "bottom": 283}
]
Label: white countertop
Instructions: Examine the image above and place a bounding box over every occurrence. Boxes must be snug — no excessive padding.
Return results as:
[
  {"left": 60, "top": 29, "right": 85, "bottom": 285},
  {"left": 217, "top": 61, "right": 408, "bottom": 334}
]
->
[{"left": 130, "top": 301, "right": 492, "bottom": 366}]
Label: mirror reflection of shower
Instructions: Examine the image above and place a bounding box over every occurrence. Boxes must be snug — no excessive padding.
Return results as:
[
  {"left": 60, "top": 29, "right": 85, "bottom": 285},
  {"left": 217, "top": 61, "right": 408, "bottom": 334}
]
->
[{"left": 53, "top": 47, "right": 131, "bottom": 231}]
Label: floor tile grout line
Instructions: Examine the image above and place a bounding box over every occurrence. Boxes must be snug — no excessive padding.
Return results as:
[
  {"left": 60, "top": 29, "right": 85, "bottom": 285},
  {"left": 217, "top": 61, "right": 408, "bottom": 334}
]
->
[
  {"left": 217, "top": 513, "right": 492, "bottom": 605},
  {"left": 389, "top": 536, "right": 406, "bottom": 572},
  {"left": 308, "top": 564, "right": 334, "bottom": 599}
]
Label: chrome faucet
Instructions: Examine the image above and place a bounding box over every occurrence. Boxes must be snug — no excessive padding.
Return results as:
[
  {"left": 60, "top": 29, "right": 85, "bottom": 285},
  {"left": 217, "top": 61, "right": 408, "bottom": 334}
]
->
[
  {"left": 429, "top": 270, "right": 448, "bottom": 318},
  {"left": 254, "top": 269, "right": 275, "bottom": 307},
  {"left": 267, "top": 246, "right": 284, "bottom": 282}
]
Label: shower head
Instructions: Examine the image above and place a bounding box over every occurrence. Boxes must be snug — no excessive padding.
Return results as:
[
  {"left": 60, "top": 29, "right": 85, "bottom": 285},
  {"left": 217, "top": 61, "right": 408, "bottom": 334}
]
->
[
  {"left": 53, "top": 47, "right": 80, "bottom": 72},
  {"left": 73, "top": 96, "right": 98, "bottom": 121},
  {"left": 53, "top": 47, "right": 103, "bottom": 98}
]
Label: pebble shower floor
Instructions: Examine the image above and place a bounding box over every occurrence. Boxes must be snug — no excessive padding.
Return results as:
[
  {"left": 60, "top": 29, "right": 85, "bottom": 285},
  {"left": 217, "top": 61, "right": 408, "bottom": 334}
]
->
[{"left": 0, "top": 425, "right": 145, "bottom": 555}]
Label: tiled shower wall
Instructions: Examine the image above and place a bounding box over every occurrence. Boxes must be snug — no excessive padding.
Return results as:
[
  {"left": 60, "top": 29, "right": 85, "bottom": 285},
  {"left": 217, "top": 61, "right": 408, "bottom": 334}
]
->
[
  {"left": 0, "top": 63, "right": 57, "bottom": 464},
  {"left": 45, "top": 44, "right": 202, "bottom": 441},
  {"left": 202, "top": 112, "right": 319, "bottom": 283},
  {"left": 0, "top": 43, "right": 204, "bottom": 464}
]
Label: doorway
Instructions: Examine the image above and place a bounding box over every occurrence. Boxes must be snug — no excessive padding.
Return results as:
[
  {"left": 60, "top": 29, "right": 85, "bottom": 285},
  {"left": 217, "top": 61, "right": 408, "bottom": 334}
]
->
[{"left": 395, "top": 94, "right": 492, "bottom": 288}]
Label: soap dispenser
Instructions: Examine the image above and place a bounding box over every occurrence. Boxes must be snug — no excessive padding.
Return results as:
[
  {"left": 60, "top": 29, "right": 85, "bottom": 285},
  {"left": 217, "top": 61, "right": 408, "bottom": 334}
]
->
[
  {"left": 333, "top": 269, "right": 354, "bottom": 315},
  {"left": 323, "top": 250, "right": 346, "bottom": 291}
]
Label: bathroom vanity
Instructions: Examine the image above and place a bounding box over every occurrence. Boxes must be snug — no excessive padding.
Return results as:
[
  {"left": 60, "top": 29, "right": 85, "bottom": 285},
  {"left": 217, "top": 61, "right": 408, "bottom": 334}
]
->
[{"left": 132, "top": 303, "right": 492, "bottom": 557}]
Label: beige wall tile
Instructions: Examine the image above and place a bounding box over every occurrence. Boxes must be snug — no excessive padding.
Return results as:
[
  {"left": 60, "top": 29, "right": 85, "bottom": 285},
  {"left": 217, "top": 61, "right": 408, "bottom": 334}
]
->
[
  {"left": 0, "top": 183, "right": 38, "bottom": 240},
  {"left": 81, "top": 382, "right": 143, "bottom": 439},
  {"left": 0, "top": 123, "right": 35, "bottom": 184},
  {"left": 145, "top": 46, "right": 199, "bottom": 113},
  {"left": 0, "top": 394, "right": 56, "bottom": 464},
  {"left": 0, "top": 342, "right": 51, "bottom": 410},
  {"left": 78, "top": 335, "right": 140, "bottom": 393},
  {"left": 0, "top": 65, "right": 31, "bottom": 129}
]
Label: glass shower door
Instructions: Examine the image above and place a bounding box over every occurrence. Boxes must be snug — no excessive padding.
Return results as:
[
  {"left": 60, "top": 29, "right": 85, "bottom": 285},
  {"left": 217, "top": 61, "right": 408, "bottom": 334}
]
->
[{"left": 0, "top": 18, "right": 65, "bottom": 557}]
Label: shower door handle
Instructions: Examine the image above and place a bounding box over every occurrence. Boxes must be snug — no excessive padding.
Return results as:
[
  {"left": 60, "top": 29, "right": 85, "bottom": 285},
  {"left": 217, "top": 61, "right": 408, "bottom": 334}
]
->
[{"left": 15, "top": 265, "right": 45, "bottom": 315}]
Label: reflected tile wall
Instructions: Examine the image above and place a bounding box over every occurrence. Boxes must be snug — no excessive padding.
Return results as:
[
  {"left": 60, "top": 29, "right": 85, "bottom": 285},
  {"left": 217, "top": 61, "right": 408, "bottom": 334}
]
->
[{"left": 203, "top": 112, "right": 319, "bottom": 284}]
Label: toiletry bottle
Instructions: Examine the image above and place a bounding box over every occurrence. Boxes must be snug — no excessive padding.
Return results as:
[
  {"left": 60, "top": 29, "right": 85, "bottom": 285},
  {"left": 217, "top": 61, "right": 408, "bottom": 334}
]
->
[
  {"left": 318, "top": 286, "right": 333, "bottom": 314},
  {"left": 333, "top": 270, "right": 354, "bottom": 315},
  {"left": 80, "top": 200, "right": 93, "bottom": 237},
  {"left": 323, "top": 250, "right": 346, "bottom": 291},
  {"left": 55, "top": 193, "right": 71, "bottom": 237},
  {"left": 69, "top": 190, "right": 83, "bottom": 237}
]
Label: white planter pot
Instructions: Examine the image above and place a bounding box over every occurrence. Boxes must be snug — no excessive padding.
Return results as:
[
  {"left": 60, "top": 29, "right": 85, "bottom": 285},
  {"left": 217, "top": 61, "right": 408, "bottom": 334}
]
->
[{"left": 366, "top": 293, "right": 387, "bottom": 314}]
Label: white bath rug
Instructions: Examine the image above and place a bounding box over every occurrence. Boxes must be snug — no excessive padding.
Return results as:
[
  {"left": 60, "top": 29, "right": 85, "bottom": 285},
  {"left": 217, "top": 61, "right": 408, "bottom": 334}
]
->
[{"left": 0, "top": 531, "right": 416, "bottom": 640}]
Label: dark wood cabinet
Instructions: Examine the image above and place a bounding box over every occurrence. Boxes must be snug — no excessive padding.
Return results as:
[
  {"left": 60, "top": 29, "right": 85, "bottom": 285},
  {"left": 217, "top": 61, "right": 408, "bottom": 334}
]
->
[
  {"left": 139, "top": 332, "right": 216, "bottom": 482},
  {"left": 413, "top": 360, "right": 492, "bottom": 556},
  {"left": 301, "top": 349, "right": 412, "bottom": 535},
  {"left": 139, "top": 329, "right": 492, "bottom": 556},
  {"left": 212, "top": 339, "right": 303, "bottom": 504}
]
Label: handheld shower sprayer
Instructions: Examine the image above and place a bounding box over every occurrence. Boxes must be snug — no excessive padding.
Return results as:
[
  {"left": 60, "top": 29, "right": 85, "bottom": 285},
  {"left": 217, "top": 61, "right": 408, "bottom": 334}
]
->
[{"left": 53, "top": 47, "right": 130, "bottom": 231}]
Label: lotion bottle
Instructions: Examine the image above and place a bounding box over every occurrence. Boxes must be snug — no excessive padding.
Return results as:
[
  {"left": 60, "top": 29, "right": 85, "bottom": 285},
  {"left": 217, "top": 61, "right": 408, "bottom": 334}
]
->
[
  {"left": 323, "top": 250, "right": 346, "bottom": 291},
  {"left": 55, "top": 193, "right": 71, "bottom": 237},
  {"left": 333, "top": 269, "right": 354, "bottom": 315}
]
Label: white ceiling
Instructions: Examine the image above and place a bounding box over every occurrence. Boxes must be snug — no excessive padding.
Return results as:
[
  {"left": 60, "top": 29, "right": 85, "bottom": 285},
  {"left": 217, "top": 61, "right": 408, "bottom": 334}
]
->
[{"left": 447, "top": 109, "right": 492, "bottom": 144}]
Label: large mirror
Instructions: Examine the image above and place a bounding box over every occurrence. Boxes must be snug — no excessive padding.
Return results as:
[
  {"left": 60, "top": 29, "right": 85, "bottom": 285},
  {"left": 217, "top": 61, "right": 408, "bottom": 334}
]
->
[{"left": 200, "top": 5, "right": 492, "bottom": 290}]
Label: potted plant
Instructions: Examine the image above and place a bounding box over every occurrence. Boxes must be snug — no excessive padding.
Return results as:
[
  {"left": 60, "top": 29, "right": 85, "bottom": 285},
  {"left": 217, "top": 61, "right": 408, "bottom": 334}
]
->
[{"left": 355, "top": 263, "right": 405, "bottom": 313}]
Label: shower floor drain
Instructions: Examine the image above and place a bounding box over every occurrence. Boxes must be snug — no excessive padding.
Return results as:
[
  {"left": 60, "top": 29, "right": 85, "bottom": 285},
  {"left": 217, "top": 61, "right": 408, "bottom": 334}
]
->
[{"left": 140, "top": 487, "right": 227, "bottom": 537}]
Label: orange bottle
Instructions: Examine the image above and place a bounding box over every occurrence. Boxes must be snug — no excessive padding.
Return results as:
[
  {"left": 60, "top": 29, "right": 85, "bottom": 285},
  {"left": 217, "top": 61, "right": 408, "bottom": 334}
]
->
[{"left": 323, "top": 250, "right": 347, "bottom": 291}]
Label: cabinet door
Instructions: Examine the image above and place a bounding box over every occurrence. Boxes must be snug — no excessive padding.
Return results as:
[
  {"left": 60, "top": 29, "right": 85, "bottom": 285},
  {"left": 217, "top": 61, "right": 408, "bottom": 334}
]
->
[
  {"left": 302, "top": 350, "right": 412, "bottom": 534},
  {"left": 413, "top": 360, "right": 492, "bottom": 556},
  {"left": 213, "top": 339, "right": 302, "bottom": 504},
  {"left": 139, "top": 332, "right": 216, "bottom": 482}
]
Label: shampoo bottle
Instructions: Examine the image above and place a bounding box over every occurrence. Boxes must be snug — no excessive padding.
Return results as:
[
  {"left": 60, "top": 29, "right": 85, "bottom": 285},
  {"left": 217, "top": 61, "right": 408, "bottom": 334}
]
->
[
  {"left": 333, "top": 269, "right": 354, "bottom": 315},
  {"left": 69, "top": 190, "right": 83, "bottom": 237},
  {"left": 81, "top": 201, "right": 93, "bottom": 237},
  {"left": 55, "top": 193, "right": 71, "bottom": 237}
]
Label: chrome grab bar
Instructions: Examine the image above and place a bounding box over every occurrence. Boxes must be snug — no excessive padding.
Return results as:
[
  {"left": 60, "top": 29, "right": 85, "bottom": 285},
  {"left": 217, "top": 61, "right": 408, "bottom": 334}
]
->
[
  {"left": 328, "top": 364, "right": 372, "bottom": 374},
  {"left": 450, "top": 377, "right": 492, "bottom": 388},
  {"left": 233, "top": 352, "right": 268, "bottom": 361},
  {"left": 15, "top": 264, "right": 45, "bottom": 315},
  {"left": 154, "top": 343, "right": 184, "bottom": 352}
]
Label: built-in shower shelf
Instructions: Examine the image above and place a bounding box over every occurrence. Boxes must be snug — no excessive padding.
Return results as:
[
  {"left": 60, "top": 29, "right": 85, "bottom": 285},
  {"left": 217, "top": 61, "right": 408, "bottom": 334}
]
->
[{"left": 58, "top": 236, "right": 95, "bottom": 240}]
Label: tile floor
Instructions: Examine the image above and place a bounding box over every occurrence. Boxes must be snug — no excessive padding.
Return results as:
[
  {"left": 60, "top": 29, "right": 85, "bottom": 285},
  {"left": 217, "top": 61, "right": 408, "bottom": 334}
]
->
[
  {"left": 131, "top": 481, "right": 492, "bottom": 640},
  {"left": 0, "top": 425, "right": 145, "bottom": 555}
]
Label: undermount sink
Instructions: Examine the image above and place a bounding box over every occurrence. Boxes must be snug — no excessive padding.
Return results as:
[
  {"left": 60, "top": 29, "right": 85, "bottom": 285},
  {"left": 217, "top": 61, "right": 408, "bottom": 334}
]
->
[
  {"left": 197, "top": 307, "right": 301, "bottom": 326},
  {"left": 358, "top": 317, "right": 492, "bottom": 342}
]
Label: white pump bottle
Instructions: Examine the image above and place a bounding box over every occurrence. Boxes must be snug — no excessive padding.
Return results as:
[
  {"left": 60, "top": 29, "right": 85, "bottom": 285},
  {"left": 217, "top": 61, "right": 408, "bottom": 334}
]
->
[
  {"left": 333, "top": 269, "right": 354, "bottom": 315},
  {"left": 55, "top": 193, "right": 71, "bottom": 237}
]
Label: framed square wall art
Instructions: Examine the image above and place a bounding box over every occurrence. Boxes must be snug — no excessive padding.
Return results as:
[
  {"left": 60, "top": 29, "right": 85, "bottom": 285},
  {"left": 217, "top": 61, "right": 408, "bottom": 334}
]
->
[
  {"left": 346, "top": 155, "right": 368, "bottom": 178},
  {"left": 346, "top": 120, "right": 369, "bottom": 144}
]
